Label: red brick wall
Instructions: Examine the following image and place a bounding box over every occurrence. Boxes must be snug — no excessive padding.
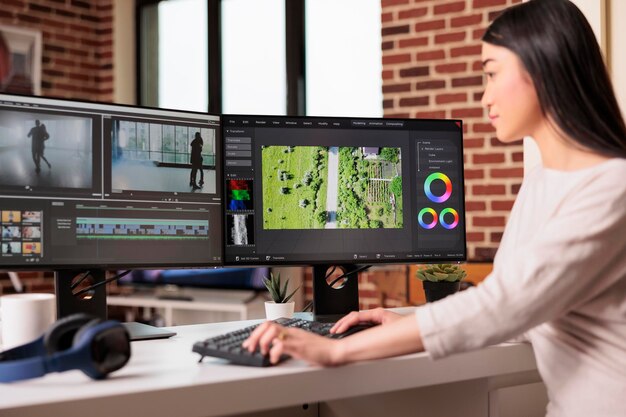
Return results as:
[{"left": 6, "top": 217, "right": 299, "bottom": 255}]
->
[
  {"left": 0, "top": 0, "right": 114, "bottom": 295},
  {"left": 0, "top": 271, "right": 56, "bottom": 295},
  {"left": 0, "top": 0, "right": 114, "bottom": 102},
  {"left": 1, "top": 0, "right": 525, "bottom": 309},
  {"left": 381, "top": 0, "right": 524, "bottom": 261}
]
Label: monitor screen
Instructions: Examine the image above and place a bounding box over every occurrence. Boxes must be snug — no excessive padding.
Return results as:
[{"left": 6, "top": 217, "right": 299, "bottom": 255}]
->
[
  {"left": 222, "top": 115, "right": 466, "bottom": 265},
  {"left": 0, "top": 94, "right": 223, "bottom": 270}
]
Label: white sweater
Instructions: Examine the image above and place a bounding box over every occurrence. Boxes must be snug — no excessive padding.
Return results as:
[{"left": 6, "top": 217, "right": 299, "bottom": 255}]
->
[{"left": 416, "top": 158, "right": 626, "bottom": 417}]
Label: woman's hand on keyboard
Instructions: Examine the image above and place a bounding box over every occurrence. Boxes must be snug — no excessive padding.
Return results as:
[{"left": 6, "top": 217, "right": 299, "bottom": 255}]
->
[
  {"left": 242, "top": 321, "right": 342, "bottom": 366},
  {"left": 330, "top": 308, "right": 402, "bottom": 335}
]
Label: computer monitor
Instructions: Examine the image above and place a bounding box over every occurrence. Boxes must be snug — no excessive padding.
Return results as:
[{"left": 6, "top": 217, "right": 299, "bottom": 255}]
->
[
  {"left": 0, "top": 94, "right": 223, "bottom": 322},
  {"left": 222, "top": 115, "right": 466, "bottom": 319}
]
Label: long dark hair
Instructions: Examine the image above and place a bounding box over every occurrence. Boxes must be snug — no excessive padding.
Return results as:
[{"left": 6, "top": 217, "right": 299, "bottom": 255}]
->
[{"left": 483, "top": 0, "right": 626, "bottom": 158}]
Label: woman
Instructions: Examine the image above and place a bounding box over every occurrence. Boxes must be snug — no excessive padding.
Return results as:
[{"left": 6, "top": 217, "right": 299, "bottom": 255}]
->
[{"left": 244, "top": 1, "right": 626, "bottom": 415}]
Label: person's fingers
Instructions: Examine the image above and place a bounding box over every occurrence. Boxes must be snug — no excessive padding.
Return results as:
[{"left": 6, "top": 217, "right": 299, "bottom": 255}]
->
[
  {"left": 270, "top": 328, "right": 307, "bottom": 364},
  {"left": 269, "top": 339, "right": 286, "bottom": 364},
  {"left": 258, "top": 325, "right": 282, "bottom": 355},
  {"left": 242, "top": 321, "right": 272, "bottom": 352},
  {"left": 279, "top": 330, "right": 340, "bottom": 366},
  {"left": 332, "top": 308, "right": 385, "bottom": 333},
  {"left": 241, "top": 321, "right": 266, "bottom": 350},
  {"left": 330, "top": 311, "right": 360, "bottom": 333},
  {"left": 360, "top": 307, "right": 387, "bottom": 324}
]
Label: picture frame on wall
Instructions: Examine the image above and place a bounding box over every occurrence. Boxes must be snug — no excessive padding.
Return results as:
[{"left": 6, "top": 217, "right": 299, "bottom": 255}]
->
[{"left": 0, "top": 24, "right": 42, "bottom": 96}]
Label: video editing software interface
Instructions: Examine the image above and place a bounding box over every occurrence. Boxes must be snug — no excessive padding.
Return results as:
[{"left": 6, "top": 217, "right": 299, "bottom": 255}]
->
[
  {"left": 223, "top": 115, "right": 466, "bottom": 265},
  {"left": 0, "top": 94, "right": 222, "bottom": 268}
]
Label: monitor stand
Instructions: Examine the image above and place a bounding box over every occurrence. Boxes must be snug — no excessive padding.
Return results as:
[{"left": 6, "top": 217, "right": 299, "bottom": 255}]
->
[
  {"left": 54, "top": 269, "right": 176, "bottom": 341},
  {"left": 311, "top": 264, "right": 360, "bottom": 323}
]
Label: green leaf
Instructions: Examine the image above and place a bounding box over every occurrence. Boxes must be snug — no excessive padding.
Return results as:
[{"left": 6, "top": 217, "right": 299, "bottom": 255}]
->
[
  {"left": 416, "top": 264, "right": 467, "bottom": 283},
  {"left": 283, "top": 286, "right": 300, "bottom": 303},
  {"left": 280, "top": 278, "right": 291, "bottom": 301},
  {"left": 268, "top": 287, "right": 280, "bottom": 302},
  {"left": 262, "top": 272, "right": 300, "bottom": 303},
  {"left": 424, "top": 272, "right": 439, "bottom": 282}
]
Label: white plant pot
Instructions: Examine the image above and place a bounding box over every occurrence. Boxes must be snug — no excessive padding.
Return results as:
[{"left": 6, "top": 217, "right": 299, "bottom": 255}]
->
[{"left": 264, "top": 301, "right": 295, "bottom": 321}]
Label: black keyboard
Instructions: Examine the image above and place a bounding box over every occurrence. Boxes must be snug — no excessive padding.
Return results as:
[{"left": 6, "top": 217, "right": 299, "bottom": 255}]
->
[{"left": 193, "top": 317, "right": 375, "bottom": 367}]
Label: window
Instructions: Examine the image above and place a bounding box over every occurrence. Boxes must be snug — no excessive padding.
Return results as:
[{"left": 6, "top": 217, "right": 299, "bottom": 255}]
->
[
  {"left": 140, "top": 0, "right": 208, "bottom": 112},
  {"left": 305, "top": 0, "right": 382, "bottom": 117},
  {"left": 138, "top": 0, "right": 382, "bottom": 116},
  {"left": 221, "top": 0, "right": 286, "bottom": 114}
]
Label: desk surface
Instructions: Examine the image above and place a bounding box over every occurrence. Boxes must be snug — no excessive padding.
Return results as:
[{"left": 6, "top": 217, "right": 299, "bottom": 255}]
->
[{"left": 0, "top": 315, "right": 539, "bottom": 417}]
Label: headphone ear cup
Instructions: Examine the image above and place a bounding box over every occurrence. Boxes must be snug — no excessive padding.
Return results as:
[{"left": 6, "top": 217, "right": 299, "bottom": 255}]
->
[
  {"left": 44, "top": 313, "right": 95, "bottom": 355},
  {"left": 72, "top": 318, "right": 104, "bottom": 346}
]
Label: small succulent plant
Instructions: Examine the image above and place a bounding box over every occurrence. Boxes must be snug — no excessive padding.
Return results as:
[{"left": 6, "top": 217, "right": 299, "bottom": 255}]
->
[
  {"left": 416, "top": 264, "right": 467, "bottom": 282},
  {"left": 263, "top": 272, "right": 299, "bottom": 303}
]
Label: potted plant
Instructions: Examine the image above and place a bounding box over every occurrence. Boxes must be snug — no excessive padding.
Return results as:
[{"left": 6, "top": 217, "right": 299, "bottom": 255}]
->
[
  {"left": 416, "top": 264, "right": 467, "bottom": 302},
  {"left": 263, "top": 272, "right": 300, "bottom": 320}
]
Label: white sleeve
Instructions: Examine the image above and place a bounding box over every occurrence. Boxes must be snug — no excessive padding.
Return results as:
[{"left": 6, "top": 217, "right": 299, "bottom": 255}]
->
[{"left": 415, "top": 179, "right": 626, "bottom": 359}]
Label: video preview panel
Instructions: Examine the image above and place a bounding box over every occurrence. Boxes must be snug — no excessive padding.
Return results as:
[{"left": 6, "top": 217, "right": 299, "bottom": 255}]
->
[
  {"left": 110, "top": 119, "right": 218, "bottom": 196},
  {"left": 0, "top": 94, "right": 223, "bottom": 269},
  {"left": 261, "top": 146, "right": 402, "bottom": 230},
  {"left": 0, "top": 107, "right": 97, "bottom": 196},
  {"left": 223, "top": 115, "right": 466, "bottom": 265}
]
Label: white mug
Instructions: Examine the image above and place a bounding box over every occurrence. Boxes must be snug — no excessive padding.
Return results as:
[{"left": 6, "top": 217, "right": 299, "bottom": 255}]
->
[{"left": 0, "top": 293, "right": 56, "bottom": 350}]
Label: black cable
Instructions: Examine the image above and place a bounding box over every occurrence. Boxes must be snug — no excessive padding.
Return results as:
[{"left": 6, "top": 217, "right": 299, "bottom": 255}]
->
[
  {"left": 69, "top": 270, "right": 93, "bottom": 290},
  {"left": 301, "top": 265, "right": 339, "bottom": 311},
  {"left": 301, "top": 265, "right": 372, "bottom": 313},
  {"left": 73, "top": 270, "right": 132, "bottom": 297},
  {"left": 327, "top": 265, "right": 370, "bottom": 288}
]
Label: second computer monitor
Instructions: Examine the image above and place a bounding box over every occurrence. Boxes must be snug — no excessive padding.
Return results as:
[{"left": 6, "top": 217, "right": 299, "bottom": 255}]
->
[
  {"left": 223, "top": 115, "right": 466, "bottom": 265},
  {"left": 0, "top": 94, "right": 223, "bottom": 270}
]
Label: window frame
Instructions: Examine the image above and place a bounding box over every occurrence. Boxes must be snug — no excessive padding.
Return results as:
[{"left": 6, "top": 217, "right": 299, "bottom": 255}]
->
[{"left": 135, "top": 0, "right": 311, "bottom": 116}]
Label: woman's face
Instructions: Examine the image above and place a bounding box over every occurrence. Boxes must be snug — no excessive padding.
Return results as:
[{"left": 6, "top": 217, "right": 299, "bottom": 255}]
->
[{"left": 481, "top": 42, "right": 543, "bottom": 142}]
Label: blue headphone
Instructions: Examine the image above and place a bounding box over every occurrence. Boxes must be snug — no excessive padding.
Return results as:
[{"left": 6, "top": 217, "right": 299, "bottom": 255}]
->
[{"left": 0, "top": 313, "right": 131, "bottom": 383}]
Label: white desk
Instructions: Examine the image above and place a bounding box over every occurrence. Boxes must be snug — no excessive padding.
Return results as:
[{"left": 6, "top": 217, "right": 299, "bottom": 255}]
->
[{"left": 0, "top": 315, "right": 546, "bottom": 417}]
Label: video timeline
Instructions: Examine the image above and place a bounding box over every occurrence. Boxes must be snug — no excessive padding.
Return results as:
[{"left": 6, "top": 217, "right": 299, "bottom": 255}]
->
[{"left": 76, "top": 218, "right": 209, "bottom": 240}]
